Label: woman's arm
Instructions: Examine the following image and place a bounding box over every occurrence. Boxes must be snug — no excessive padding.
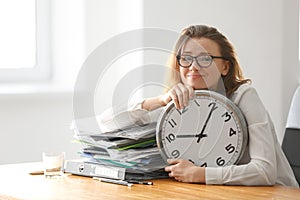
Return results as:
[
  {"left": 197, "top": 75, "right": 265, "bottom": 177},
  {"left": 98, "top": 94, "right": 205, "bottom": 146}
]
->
[
  {"left": 141, "top": 95, "right": 167, "bottom": 111},
  {"left": 98, "top": 83, "right": 193, "bottom": 130},
  {"left": 142, "top": 83, "right": 194, "bottom": 111}
]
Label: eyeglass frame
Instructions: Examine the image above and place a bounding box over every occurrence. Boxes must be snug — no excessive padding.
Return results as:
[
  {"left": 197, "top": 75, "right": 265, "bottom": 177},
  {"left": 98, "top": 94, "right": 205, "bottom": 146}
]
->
[{"left": 176, "top": 54, "right": 228, "bottom": 68}]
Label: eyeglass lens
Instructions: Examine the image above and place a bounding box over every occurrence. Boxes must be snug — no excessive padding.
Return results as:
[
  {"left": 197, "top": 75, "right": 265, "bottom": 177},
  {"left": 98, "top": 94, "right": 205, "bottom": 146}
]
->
[{"left": 178, "top": 55, "right": 212, "bottom": 68}]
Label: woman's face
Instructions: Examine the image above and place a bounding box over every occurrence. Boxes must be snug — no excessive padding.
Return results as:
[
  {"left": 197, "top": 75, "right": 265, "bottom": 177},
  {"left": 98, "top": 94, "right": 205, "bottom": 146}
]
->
[{"left": 179, "top": 37, "right": 229, "bottom": 90}]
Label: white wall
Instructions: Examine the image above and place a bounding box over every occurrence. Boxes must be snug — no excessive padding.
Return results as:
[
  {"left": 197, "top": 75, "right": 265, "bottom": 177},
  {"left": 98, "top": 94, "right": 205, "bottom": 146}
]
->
[
  {"left": 87, "top": 0, "right": 144, "bottom": 115},
  {"left": 0, "top": 0, "right": 86, "bottom": 164},
  {"left": 0, "top": 93, "right": 80, "bottom": 164},
  {"left": 0, "top": 0, "right": 299, "bottom": 164}
]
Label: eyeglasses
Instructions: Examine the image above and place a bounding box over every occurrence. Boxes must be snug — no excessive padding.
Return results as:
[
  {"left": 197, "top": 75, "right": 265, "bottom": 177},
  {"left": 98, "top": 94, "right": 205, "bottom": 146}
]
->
[{"left": 176, "top": 54, "right": 227, "bottom": 68}]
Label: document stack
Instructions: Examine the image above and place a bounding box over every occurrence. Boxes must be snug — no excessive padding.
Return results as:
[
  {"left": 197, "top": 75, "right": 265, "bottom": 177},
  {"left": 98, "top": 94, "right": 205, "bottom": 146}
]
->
[{"left": 67, "top": 113, "right": 168, "bottom": 181}]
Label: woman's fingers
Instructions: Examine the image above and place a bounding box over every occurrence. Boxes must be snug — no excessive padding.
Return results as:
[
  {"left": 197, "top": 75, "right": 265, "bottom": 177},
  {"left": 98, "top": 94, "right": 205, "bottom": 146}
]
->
[
  {"left": 173, "top": 86, "right": 184, "bottom": 109},
  {"left": 168, "top": 89, "right": 180, "bottom": 109},
  {"left": 186, "top": 85, "right": 195, "bottom": 100},
  {"left": 167, "top": 159, "right": 181, "bottom": 165},
  {"left": 169, "top": 83, "right": 194, "bottom": 109},
  {"left": 178, "top": 83, "right": 189, "bottom": 108}
]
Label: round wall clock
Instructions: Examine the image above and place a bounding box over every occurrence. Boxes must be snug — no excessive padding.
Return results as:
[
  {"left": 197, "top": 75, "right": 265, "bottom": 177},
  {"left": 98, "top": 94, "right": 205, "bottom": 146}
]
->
[{"left": 156, "top": 90, "right": 248, "bottom": 167}]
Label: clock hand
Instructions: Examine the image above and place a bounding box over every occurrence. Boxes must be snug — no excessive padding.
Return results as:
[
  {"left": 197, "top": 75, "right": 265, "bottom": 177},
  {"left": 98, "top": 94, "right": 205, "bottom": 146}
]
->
[
  {"left": 195, "top": 132, "right": 207, "bottom": 142},
  {"left": 176, "top": 134, "right": 199, "bottom": 138},
  {"left": 196, "top": 102, "right": 218, "bottom": 143},
  {"left": 175, "top": 103, "right": 218, "bottom": 141},
  {"left": 176, "top": 133, "right": 207, "bottom": 139}
]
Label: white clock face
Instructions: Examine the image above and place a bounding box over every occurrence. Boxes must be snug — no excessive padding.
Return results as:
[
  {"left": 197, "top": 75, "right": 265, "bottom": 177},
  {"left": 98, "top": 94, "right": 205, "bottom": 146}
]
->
[{"left": 156, "top": 90, "right": 248, "bottom": 167}]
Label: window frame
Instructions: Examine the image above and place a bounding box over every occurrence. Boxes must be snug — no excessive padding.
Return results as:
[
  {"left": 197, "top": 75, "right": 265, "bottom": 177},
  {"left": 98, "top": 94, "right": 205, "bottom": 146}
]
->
[{"left": 0, "top": 0, "right": 52, "bottom": 82}]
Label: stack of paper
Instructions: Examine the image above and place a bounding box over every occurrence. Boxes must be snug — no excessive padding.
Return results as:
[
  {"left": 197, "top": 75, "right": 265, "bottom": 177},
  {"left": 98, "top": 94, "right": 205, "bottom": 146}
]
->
[{"left": 70, "top": 115, "right": 168, "bottom": 180}]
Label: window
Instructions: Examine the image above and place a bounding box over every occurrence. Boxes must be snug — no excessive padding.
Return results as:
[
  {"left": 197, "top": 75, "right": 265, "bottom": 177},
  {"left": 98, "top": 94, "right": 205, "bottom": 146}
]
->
[{"left": 0, "top": 0, "right": 51, "bottom": 82}]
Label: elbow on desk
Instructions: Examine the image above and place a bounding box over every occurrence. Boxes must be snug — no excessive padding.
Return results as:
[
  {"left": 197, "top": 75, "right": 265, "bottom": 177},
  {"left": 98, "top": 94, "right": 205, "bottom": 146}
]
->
[
  {"left": 253, "top": 160, "right": 276, "bottom": 186},
  {"left": 223, "top": 160, "right": 277, "bottom": 186},
  {"left": 209, "top": 161, "right": 276, "bottom": 186}
]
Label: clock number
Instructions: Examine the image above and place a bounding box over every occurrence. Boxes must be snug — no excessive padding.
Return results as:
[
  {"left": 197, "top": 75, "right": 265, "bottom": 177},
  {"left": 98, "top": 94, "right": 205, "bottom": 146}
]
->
[
  {"left": 194, "top": 99, "right": 200, "bottom": 107},
  {"left": 229, "top": 128, "right": 237, "bottom": 137},
  {"left": 200, "top": 162, "right": 207, "bottom": 167},
  {"left": 171, "top": 150, "right": 180, "bottom": 158},
  {"left": 188, "top": 159, "right": 195, "bottom": 164},
  {"left": 216, "top": 157, "right": 225, "bottom": 166},
  {"left": 168, "top": 119, "right": 177, "bottom": 128},
  {"left": 166, "top": 133, "right": 176, "bottom": 143},
  {"left": 208, "top": 102, "right": 218, "bottom": 112},
  {"left": 176, "top": 107, "right": 188, "bottom": 115},
  {"left": 225, "top": 144, "right": 235, "bottom": 154},
  {"left": 222, "top": 112, "right": 232, "bottom": 122}
]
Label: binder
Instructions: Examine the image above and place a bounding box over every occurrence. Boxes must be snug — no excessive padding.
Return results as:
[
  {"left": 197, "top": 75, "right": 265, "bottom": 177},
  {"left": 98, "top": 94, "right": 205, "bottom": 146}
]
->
[
  {"left": 65, "top": 160, "right": 169, "bottom": 181},
  {"left": 65, "top": 160, "right": 126, "bottom": 180}
]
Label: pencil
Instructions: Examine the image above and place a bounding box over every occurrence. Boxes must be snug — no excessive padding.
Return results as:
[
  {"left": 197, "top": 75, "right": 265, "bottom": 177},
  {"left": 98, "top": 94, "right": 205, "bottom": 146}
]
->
[
  {"left": 93, "top": 177, "right": 133, "bottom": 187},
  {"left": 127, "top": 180, "right": 153, "bottom": 185}
]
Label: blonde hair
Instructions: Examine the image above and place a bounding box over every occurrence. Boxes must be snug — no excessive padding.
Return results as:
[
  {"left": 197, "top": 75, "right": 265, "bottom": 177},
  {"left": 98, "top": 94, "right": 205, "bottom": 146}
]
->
[{"left": 165, "top": 25, "right": 250, "bottom": 97}]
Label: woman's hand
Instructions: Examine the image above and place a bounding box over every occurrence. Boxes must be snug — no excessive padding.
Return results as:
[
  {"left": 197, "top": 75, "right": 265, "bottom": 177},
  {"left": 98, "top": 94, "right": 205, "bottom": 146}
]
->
[
  {"left": 165, "top": 159, "right": 205, "bottom": 183},
  {"left": 161, "top": 83, "right": 194, "bottom": 109}
]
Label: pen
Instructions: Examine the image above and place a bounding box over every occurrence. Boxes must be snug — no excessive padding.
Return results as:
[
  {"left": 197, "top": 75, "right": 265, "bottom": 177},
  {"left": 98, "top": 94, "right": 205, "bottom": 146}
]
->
[
  {"left": 127, "top": 180, "right": 153, "bottom": 185},
  {"left": 93, "top": 177, "right": 133, "bottom": 187}
]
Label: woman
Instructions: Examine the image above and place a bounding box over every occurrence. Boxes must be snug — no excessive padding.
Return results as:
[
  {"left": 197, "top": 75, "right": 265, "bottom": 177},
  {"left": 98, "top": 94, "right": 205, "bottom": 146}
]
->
[{"left": 101, "top": 25, "right": 298, "bottom": 187}]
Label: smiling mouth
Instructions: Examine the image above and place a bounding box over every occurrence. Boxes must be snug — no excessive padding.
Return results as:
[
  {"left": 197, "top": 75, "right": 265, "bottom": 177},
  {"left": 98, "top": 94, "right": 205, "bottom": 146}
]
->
[{"left": 187, "top": 74, "right": 205, "bottom": 78}]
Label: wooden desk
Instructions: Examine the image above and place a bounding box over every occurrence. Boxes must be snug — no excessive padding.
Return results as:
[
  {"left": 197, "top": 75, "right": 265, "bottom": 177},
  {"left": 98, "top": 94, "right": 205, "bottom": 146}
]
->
[{"left": 0, "top": 162, "right": 299, "bottom": 200}]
